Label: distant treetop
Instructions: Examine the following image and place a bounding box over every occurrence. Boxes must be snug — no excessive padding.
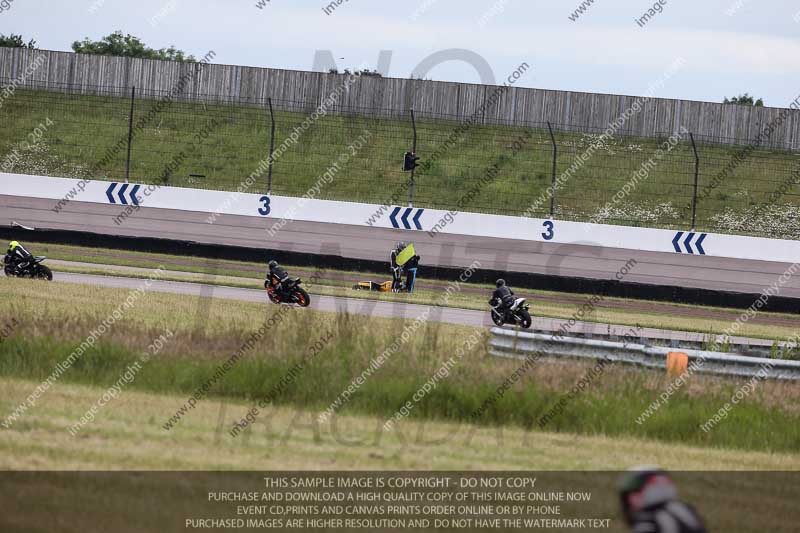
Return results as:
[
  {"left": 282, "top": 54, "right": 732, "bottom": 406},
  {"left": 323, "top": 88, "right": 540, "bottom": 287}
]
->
[
  {"left": 71, "top": 31, "right": 196, "bottom": 62},
  {"left": 327, "top": 68, "right": 382, "bottom": 77},
  {"left": 0, "top": 34, "right": 37, "bottom": 48},
  {"left": 723, "top": 93, "right": 764, "bottom": 107}
]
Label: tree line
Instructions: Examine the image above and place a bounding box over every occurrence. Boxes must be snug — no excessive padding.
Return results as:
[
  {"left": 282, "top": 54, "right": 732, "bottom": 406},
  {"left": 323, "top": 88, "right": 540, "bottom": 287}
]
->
[{"left": 0, "top": 31, "right": 197, "bottom": 62}]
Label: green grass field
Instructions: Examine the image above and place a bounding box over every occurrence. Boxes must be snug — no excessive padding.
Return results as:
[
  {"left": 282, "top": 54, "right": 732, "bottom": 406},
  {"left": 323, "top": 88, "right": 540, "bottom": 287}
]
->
[
  {"left": 4, "top": 375, "right": 800, "bottom": 531},
  {"left": 2, "top": 278, "right": 800, "bottom": 456},
  {"left": 2, "top": 88, "right": 799, "bottom": 235},
  {"left": 3, "top": 276, "right": 799, "bottom": 531},
  {"left": 3, "top": 376, "right": 799, "bottom": 471}
]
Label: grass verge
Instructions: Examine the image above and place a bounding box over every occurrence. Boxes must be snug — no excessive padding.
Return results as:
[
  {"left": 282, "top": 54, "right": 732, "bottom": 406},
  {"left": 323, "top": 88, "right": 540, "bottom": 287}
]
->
[
  {"left": 2, "top": 278, "right": 800, "bottom": 455},
  {"left": 1, "top": 375, "right": 798, "bottom": 470},
  {"left": 20, "top": 240, "right": 800, "bottom": 341}
]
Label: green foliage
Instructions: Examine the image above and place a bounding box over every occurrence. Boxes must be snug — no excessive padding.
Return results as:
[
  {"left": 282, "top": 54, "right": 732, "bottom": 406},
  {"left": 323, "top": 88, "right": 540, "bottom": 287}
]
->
[
  {"left": 71, "top": 31, "right": 196, "bottom": 62},
  {"left": 2, "top": 331, "right": 799, "bottom": 453},
  {"left": 327, "top": 68, "right": 382, "bottom": 77},
  {"left": 356, "top": 69, "right": 383, "bottom": 77},
  {"left": 0, "top": 34, "right": 37, "bottom": 48},
  {"left": 723, "top": 93, "right": 764, "bottom": 106}
]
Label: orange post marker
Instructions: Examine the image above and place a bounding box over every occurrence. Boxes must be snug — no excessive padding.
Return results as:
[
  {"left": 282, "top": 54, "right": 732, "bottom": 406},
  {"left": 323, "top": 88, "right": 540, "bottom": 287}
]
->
[{"left": 666, "top": 352, "right": 689, "bottom": 377}]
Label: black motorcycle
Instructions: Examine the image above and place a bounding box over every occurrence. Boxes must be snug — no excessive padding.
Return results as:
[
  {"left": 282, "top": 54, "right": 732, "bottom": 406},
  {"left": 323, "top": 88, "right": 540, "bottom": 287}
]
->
[
  {"left": 489, "top": 296, "right": 532, "bottom": 328},
  {"left": 3, "top": 255, "right": 53, "bottom": 281},
  {"left": 265, "top": 276, "right": 311, "bottom": 307}
]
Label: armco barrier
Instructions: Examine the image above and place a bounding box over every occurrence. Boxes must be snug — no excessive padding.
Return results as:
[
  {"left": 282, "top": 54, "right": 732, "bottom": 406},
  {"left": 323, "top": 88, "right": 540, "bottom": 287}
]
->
[
  {"left": 3, "top": 173, "right": 800, "bottom": 264},
  {"left": 524, "top": 323, "right": 789, "bottom": 358},
  {"left": 489, "top": 328, "right": 800, "bottom": 380}
]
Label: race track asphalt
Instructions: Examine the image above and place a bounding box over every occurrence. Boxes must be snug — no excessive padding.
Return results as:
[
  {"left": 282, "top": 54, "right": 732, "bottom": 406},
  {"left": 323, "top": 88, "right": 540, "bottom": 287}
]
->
[
  {"left": 3, "top": 194, "right": 799, "bottom": 299},
  {"left": 57, "top": 271, "right": 489, "bottom": 326},
  {"left": 54, "top": 271, "right": 785, "bottom": 348}
]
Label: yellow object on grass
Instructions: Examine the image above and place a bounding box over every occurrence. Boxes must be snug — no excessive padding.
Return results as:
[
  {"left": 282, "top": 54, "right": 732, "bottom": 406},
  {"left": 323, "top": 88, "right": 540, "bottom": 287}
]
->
[{"left": 355, "top": 281, "right": 394, "bottom": 292}]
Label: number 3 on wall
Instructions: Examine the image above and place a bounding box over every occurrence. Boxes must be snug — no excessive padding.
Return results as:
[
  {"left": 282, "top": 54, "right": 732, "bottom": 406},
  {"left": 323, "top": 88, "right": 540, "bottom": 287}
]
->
[
  {"left": 258, "top": 195, "right": 271, "bottom": 216},
  {"left": 541, "top": 220, "right": 555, "bottom": 240}
]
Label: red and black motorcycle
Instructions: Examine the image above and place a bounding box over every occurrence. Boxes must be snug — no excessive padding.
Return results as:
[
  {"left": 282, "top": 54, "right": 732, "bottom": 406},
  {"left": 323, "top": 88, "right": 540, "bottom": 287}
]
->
[{"left": 265, "top": 276, "right": 311, "bottom": 307}]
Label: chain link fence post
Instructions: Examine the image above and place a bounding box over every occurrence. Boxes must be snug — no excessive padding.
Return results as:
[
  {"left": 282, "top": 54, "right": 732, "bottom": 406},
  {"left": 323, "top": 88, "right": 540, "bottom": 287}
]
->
[
  {"left": 124, "top": 86, "right": 136, "bottom": 184},
  {"left": 409, "top": 108, "right": 417, "bottom": 207},
  {"left": 689, "top": 132, "right": 700, "bottom": 230},
  {"left": 267, "top": 97, "right": 276, "bottom": 195},
  {"left": 546, "top": 121, "right": 558, "bottom": 218}
]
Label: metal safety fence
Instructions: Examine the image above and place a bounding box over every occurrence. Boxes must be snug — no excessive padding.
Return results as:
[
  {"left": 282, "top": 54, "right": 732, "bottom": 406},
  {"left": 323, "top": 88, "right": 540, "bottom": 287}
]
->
[
  {"left": 1, "top": 79, "right": 799, "bottom": 238},
  {"left": 489, "top": 327, "right": 800, "bottom": 380}
]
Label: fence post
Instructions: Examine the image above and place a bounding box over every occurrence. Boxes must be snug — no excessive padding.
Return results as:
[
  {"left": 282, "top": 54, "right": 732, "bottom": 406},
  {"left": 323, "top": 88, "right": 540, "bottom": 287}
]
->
[
  {"left": 124, "top": 86, "right": 136, "bottom": 184},
  {"left": 546, "top": 121, "right": 557, "bottom": 218},
  {"left": 409, "top": 109, "right": 417, "bottom": 207},
  {"left": 267, "top": 97, "right": 276, "bottom": 195},
  {"left": 689, "top": 132, "right": 699, "bottom": 230}
]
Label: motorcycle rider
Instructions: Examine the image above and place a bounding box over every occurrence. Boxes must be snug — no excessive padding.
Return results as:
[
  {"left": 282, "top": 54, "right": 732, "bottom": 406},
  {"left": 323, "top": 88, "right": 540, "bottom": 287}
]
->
[
  {"left": 265, "top": 259, "right": 290, "bottom": 296},
  {"left": 618, "top": 466, "right": 706, "bottom": 532},
  {"left": 390, "top": 242, "right": 421, "bottom": 293},
  {"left": 490, "top": 278, "right": 516, "bottom": 317},
  {"left": 390, "top": 242, "right": 405, "bottom": 292},
  {"left": 5, "top": 241, "right": 32, "bottom": 275}
]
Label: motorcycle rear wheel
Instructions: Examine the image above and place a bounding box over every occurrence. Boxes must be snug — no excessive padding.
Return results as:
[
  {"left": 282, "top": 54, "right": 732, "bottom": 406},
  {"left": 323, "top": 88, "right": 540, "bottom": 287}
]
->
[
  {"left": 519, "top": 309, "right": 532, "bottom": 329},
  {"left": 294, "top": 287, "right": 311, "bottom": 307},
  {"left": 35, "top": 265, "right": 53, "bottom": 281}
]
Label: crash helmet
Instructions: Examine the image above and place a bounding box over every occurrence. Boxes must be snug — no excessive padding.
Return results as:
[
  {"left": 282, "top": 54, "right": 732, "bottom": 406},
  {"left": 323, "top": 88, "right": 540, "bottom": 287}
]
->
[
  {"left": 496, "top": 278, "right": 506, "bottom": 288},
  {"left": 8, "top": 241, "right": 19, "bottom": 252},
  {"left": 617, "top": 466, "right": 678, "bottom": 525},
  {"left": 396, "top": 241, "right": 407, "bottom": 251},
  {"left": 268, "top": 260, "right": 278, "bottom": 269}
]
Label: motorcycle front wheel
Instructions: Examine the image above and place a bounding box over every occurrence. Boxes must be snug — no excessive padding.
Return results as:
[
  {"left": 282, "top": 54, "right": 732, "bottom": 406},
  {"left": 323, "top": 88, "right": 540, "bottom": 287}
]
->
[
  {"left": 294, "top": 287, "right": 311, "bottom": 307},
  {"left": 490, "top": 310, "right": 505, "bottom": 327},
  {"left": 266, "top": 287, "right": 281, "bottom": 304}
]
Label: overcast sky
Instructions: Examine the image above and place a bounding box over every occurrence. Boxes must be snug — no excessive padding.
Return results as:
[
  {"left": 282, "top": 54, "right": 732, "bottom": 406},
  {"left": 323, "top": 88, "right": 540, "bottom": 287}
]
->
[{"left": 3, "top": 0, "right": 799, "bottom": 107}]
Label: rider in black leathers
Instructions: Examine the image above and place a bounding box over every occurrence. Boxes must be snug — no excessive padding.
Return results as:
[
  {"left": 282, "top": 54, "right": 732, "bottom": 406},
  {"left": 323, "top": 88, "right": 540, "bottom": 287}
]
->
[
  {"left": 490, "top": 279, "right": 516, "bottom": 316},
  {"left": 266, "top": 260, "right": 290, "bottom": 296},
  {"left": 390, "top": 242, "right": 405, "bottom": 292},
  {"left": 618, "top": 467, "right": 706, "bottom": 533}
]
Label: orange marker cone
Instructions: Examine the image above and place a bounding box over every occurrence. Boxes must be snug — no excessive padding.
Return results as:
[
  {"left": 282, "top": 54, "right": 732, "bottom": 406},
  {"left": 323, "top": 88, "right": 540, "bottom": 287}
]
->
[{"left": 666, "top": 352, "right": 689, "bottom": 377}]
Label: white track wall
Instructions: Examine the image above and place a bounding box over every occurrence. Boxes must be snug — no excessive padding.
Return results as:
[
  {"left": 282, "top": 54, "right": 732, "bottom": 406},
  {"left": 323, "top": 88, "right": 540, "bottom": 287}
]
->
[{"left": 2, "top": 173, "right": 799, "bottom": 264}]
